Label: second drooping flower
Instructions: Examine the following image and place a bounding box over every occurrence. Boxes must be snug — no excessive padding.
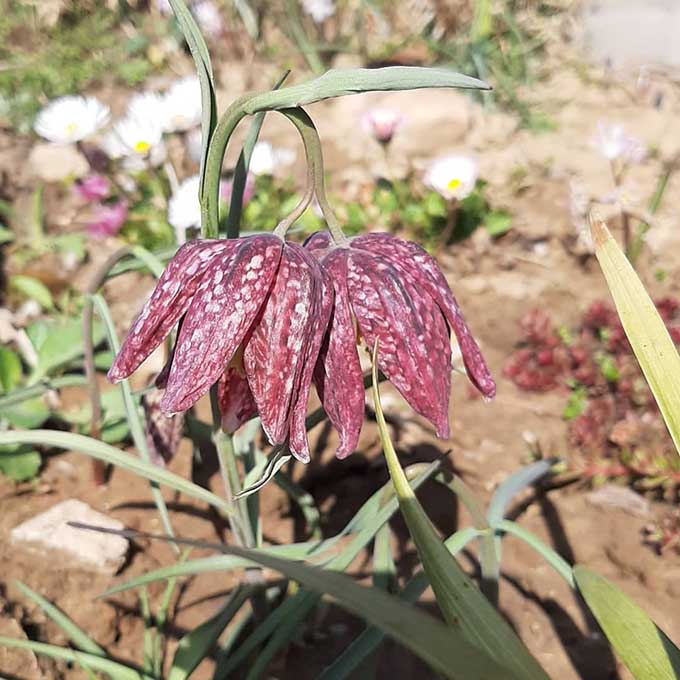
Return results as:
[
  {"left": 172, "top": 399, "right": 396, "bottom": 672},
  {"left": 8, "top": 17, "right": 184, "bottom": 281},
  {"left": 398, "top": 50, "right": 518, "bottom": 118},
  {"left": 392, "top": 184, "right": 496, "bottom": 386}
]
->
[{"left": 305, "top": 231, "right": 496, "bottom": 458}]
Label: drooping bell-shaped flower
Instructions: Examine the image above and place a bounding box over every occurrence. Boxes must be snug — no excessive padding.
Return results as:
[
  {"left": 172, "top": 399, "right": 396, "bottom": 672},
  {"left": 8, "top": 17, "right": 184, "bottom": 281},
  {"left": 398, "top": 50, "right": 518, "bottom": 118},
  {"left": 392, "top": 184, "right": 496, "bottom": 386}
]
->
[
  {"left": 305, "top": 230, "right": 495, "bottom": 459},
  {"left": 108, "top": 234, "right": 332, "bottom": 462}
]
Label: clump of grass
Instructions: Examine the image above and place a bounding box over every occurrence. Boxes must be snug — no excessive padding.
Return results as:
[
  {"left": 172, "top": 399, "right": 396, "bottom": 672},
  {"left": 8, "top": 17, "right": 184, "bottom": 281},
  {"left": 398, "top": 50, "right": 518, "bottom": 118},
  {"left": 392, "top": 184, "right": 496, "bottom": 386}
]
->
[{"left": 0, "top": 2, "right": 153, "bottom": 133}]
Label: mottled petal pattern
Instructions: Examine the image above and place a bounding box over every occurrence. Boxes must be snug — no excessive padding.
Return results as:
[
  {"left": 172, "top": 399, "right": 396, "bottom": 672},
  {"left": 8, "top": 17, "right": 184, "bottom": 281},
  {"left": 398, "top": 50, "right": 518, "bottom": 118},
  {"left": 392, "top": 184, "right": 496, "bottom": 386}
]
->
[
  {"left": 353, "top": 232, "right": 495, "bottom": 399},
  {"left": 347, "top": 249, "right": 451, "bottom": 438},
  {"left": 244, "top": 243, "right": 318, "bottom": 446},
  {"left": 288, "top": 263, "right": 334, "bottom": 462},
  {"left": 162, "top": 235, "right": 282, "bottom": 413},
  {"left": 109, "top": 239, "right": 231, "bottom": 381},
  {"left": 314, "top": 248, "right": 366, "bottom": 459},
  {"left": 218, "top": 366, "right": 258, "bottom": 433},
  {"left": 142, "top": 388, "right": 185, "bottom": 466}
]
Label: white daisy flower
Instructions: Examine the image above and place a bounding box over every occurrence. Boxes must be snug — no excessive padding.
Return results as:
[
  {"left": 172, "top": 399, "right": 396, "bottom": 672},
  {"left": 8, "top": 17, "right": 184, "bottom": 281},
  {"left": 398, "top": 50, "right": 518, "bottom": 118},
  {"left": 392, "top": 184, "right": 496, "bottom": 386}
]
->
[
  {"left": 162, "top": 76, "right": 202, "bottom": 133},
  {"left": 592, "top": 122, "right": 646, "bottom": 164},
  {"left": 126, "top": 91, "right": 166, "bottom": 127},
  {"left": 249, "top": 141, "right": 296, "bottom": 176},
  {"left": 424, "top": 154, "right": 478, "bottom": 201},
  {"left": 193, "top": 1, "right": 223, "bottom": 38},
  {"left": 109, "top": 113, "right": 164, "bottom": 158},
  {"left": 34, "top": 95, "right": 110, "bottom": 144},
  {"left": 302, "top": 0, "right": 335, "bottom": 23},
  {"left": 168, "top": 174, "right": 201, "bottom": 244}
]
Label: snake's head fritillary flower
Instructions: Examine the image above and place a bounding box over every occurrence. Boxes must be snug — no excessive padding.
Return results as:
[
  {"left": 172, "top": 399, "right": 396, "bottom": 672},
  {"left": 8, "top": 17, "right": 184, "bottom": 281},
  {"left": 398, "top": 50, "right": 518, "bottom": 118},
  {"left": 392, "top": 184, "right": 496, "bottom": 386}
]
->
[
  {"left": 34, "top": 96, "right": 110, "bottom": 145},
  {"left": 75, "top": 174, "right": 110, "bottom": 202},
  {"left": 361, "top": 108, "right": 404, "bottom": 144},
  {"left": 305, "top": 230, "right": 495, "bottom": 459},
  {"left": 87, "top": 200, "right": 128, "bottom": 239},
  {"left": 109, "top": 235, "right": 332, "bottom": 463},
  {"left": 302, "top": 0, "right": 336, "bottom": 23},
  {"left": 424, "top": 154, "right": 478, "bottom": 202},
  {"left": 249, "top": 141, "right": 296, "bottom": 176},
  {"left": 592, "top": 122, "right": 646, "bottom": 164},
  {"left": 162, "top": 76, "right": 202, "bottom": 133}
]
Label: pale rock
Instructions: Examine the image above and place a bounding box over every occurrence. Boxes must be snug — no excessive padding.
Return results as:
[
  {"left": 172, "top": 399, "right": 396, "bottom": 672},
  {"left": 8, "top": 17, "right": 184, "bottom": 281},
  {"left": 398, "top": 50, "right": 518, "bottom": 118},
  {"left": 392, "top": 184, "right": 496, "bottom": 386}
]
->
[
  {"left": 28, "top": 143, "right": 89, "bottom": 182},
  {"left": 10, "top": 499, "right": 128, "bottom": 574},
  {"left": 586, "top": 484, "right": 651, "bottom": 518}
]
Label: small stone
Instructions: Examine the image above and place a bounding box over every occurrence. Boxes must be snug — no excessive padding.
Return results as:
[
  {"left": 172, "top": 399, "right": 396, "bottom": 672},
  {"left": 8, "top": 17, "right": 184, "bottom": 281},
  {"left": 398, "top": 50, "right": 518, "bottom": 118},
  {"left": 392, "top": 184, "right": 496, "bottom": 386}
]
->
[
  {"left": 586, "top": 484, "right": 651, "bottom": 518},
  {"left": 10, "top": 499, "right": 128, "bottom": 574},
  {"left": 28, "top": 143, "right": 88, "bottom": 182}
]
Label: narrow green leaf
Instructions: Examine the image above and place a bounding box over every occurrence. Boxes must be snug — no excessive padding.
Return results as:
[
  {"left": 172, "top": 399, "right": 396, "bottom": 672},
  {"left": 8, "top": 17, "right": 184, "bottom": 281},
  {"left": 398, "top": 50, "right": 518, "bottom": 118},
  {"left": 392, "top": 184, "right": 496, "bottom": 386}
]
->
[
  {"left": 225, "top": 71, "right": 289, "bottom": 238},
  {"left": 372, "top": 524, "right": 396, "bottom": 592},
  {"left": 211, "top": 545, "right": 508, "bottom": 680},
  {"left": 0, "top": 375, "right": 87, "bottom": 410},
  {"left": 168, "top": 0, "right": 217, "bottom": 200},
  {"left": 245, "top": 67, "right": 490, "bottom": 114},
  {"left": 100, "top": 543, "right": 316, "bottom": 597},
  {"left": 0, "top": 637, "right": 153, "bottom": 680},
  {"left": 371, "top": 345, "right": 549, "bottom": 680},
  {"left": 14, "top": 582, "right": 105, "bottom": 656},
  {"left": 320, "top": 527, "right": 481, "bottom": 680},
  {"left": 169, "top": 588, "right": 251, "bottom": 680},
  {"left": 574, "top": 566, "right": 680, "bottom": 680},
  {"left": 487, "top": 460, "right": 555, "bottom": 525},
  {"left": 91, "top": 294, "right": 177, "bottom": 550},
  {"left": 592, "top": 218, "right": 680, "bottom": 458},
  {"left": 274, "top": 470, "right": 321, "bottom": 540},
  {"left": 9, "top": 275, "right": 53, "bottom": 310},
  {"left": 214, "top": 464, "right": 443, "bottom": 679},
  {"left": 0, "top": 430, "right": 231, "bottom": 514},
  {"left": 496, "top": 520, "right": 574, "bottom": 587}
]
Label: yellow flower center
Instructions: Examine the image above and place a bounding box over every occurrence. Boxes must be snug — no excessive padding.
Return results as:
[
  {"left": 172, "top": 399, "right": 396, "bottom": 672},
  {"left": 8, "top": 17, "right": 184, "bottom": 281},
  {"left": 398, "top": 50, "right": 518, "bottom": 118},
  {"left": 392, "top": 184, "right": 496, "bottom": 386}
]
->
[
  {"left": 134, "top": 140, "right": 151, "bottom": 154},
  {"left": 65, "top": 122, "right": 79, "bottom": 136},
  {"left": 447, "top": 178, "right": 462, "bottom": 191}
]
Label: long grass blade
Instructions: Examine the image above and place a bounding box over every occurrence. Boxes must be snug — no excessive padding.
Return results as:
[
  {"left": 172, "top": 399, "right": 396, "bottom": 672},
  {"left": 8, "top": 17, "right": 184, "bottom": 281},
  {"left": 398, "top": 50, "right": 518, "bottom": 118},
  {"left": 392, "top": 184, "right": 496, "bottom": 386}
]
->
[
  {"left": 574, "top": 566, "right": 680, "bottom": 679},
  {"left": 591, "top": 218, "right": 680, "bottom": 458},
  {"left": 0, "top": 430, "right": 231, "bottom": 514},
  {"left": 14, "top": 582, "right": 105, "bottom": 656},
  {"left": 371, "top": 344, "right": 549, "bottom": 680}
]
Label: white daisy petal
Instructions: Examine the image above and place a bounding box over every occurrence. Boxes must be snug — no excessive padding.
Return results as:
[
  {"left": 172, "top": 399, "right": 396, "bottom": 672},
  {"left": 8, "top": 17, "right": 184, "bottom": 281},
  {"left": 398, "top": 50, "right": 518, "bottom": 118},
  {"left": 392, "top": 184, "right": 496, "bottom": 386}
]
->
[
  {"left": 34, "top": 96, "right": 110, "bottom": 144},
  {"left": 249, "top": 141, "right": 296, "bottom": 176},
  {"left": 168, "top": 174, "right": 201, "bottom": 243},
  {"left": 424, "top": 154, "right": 478, "bottom": 201},
  {"left": 162, "top": 76, "right": 202, "bottom": 133}
]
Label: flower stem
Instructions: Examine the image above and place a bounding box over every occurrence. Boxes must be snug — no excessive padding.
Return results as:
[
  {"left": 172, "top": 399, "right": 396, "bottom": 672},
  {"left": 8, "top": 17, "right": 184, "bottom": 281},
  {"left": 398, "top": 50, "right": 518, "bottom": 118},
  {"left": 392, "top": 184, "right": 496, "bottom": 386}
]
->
[{"left": 281, "top": 107, "right": 348, "bottom": 245}]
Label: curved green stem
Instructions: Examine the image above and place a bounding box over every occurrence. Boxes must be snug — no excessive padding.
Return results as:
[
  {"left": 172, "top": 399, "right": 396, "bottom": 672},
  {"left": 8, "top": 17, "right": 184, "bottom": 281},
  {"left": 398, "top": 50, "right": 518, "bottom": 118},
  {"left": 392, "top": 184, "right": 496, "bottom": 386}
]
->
[
  {"left": 203, "top": 98, "right": 347, "bottom": 244},
  {"left": 280, "top": 107, "right": 347, "bottom": 244},
  {"left": 202, "top": 93, "right": 259, "bottom": 238}
]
